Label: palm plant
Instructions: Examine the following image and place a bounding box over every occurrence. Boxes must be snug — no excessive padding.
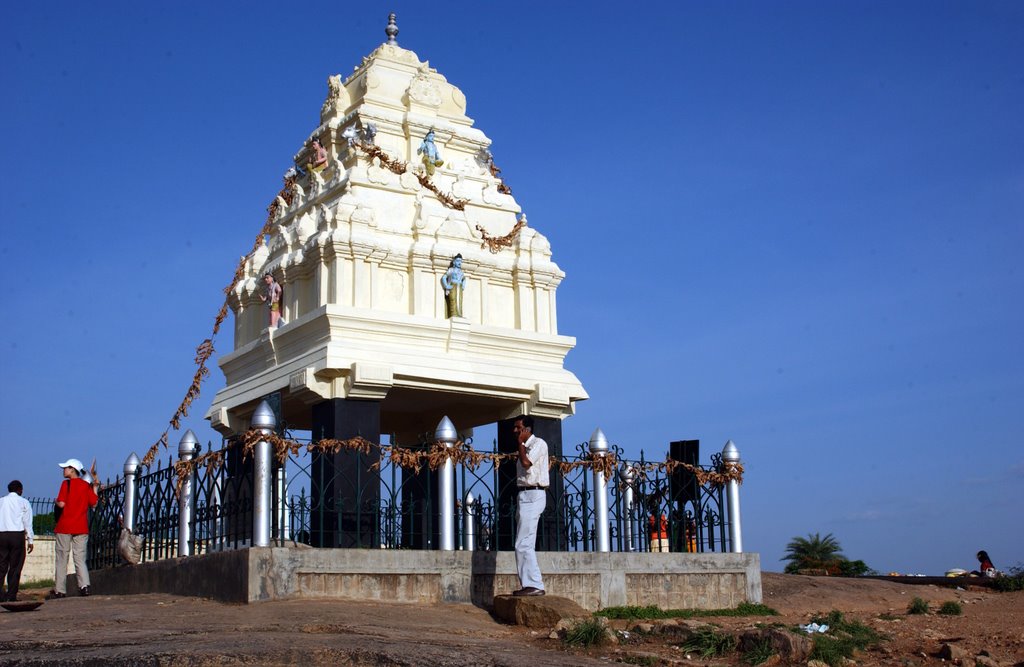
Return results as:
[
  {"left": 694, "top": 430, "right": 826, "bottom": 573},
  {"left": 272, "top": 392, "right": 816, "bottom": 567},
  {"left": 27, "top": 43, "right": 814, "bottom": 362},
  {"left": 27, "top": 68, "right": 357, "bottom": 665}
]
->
[{"left": 782, "top": 532, "right": 845, "bottom": 573}]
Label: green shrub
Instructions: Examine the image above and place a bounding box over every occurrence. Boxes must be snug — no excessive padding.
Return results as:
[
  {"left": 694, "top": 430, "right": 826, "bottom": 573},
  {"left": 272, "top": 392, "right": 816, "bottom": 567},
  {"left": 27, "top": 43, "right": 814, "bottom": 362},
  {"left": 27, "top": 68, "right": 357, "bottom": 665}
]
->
[
  {"left": 992, "top": 564, "right": 1024, "bottom": 592},
  {"left": 938, "top": 601, "right": 962, "bottom": 615},
  {"left": 563, "top": 618, "right": 607, "bottom": 647},
  {"left": 837, "top": 559, "right": 874, "bottom": 576},
  {"left": 679, "top": 627, "right": 737, "bottom": 659},
  {"left": 33, "top": 512, "right": 56, "bottom": 535},
  {"left": 907, "top": 597, "right": 929, "bottom": 614},
  {"left": 742, "top": 637, "right": 776, "bottom": 665}
]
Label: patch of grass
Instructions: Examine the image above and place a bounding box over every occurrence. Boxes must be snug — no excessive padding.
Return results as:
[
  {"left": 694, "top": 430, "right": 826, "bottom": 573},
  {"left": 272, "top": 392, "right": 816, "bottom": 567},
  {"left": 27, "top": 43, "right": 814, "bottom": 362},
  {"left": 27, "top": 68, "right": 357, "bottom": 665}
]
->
[
  {"left": 22, "top": 578, "right": 55, "bottom": 589},
  {"left": 938, "top": 601, "right": 962, "bottom": 616},
  {"left": 806, "top": 611, "right": 884, "bottom": 667},
  {"left": 741, "top": 637, "right": 776, "bottom": 665},
  {"left": 907, "top": 597, "right": 929, "bottom": 614},
  {"left": 619, "top": 656, "right": 657, "bottom": 666},
  {"left": 563, "top": 618, "right": 607, "bottom": 647},
  {"left": 876, "top": 613, "right": 899, "bottom": 621},
  {"left": 678, "top": 627, "right": 737, "bottom": 659},
  {"left": 597, "top": 602, "right": 778, "bottom": 620},
  {"left": 598, "top": 605, "right": 662, "bottom": 619}
]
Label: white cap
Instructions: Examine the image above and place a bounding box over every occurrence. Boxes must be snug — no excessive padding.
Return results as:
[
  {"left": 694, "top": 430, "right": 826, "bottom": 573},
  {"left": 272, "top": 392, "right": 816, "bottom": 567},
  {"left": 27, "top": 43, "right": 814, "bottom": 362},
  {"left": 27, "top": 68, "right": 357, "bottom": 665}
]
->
[{"left": 58, "top": 458, "right": 85, "bottom": 472}]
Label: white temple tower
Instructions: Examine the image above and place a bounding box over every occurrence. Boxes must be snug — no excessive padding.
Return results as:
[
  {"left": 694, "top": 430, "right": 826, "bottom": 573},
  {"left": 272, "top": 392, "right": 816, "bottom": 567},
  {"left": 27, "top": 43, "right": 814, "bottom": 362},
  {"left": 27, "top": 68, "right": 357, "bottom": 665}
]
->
[{"left": 205, "top": 17, "right": 587, "bottom": 447}]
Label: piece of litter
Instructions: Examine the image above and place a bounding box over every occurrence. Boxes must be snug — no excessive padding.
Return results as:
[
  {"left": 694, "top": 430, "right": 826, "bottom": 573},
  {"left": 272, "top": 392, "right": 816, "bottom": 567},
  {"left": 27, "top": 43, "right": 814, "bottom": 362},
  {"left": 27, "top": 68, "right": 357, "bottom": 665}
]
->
[{"left": 799, "top": 622, "right": 829, "bottom": 634}]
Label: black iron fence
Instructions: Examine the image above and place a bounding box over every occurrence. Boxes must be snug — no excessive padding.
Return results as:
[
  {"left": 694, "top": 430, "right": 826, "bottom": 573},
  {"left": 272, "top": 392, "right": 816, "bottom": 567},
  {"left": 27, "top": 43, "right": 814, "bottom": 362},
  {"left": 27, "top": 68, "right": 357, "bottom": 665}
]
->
[{"left": 82, "top": 435, "right": 737, "bottom": 570}]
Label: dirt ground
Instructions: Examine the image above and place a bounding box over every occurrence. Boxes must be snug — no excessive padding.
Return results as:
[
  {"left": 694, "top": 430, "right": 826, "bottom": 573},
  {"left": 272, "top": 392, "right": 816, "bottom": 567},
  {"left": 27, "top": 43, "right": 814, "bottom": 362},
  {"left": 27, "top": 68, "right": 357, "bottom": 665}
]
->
[{"left": 1, "top": 573, "right": 1022, "bottom": 666}]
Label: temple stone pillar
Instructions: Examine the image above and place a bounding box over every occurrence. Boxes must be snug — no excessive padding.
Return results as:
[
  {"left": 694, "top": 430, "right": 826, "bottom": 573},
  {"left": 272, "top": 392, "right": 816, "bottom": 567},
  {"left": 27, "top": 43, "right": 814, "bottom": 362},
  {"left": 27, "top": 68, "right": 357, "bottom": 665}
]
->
[
  {"left": 496, "top": 416, "right": 565, "bottom": 551},
  {"left": 401, "top": 441, "right": 439, "bottom": 550},
  {"left": 310, "top": 398, "right": 382, "bottom": 547}
]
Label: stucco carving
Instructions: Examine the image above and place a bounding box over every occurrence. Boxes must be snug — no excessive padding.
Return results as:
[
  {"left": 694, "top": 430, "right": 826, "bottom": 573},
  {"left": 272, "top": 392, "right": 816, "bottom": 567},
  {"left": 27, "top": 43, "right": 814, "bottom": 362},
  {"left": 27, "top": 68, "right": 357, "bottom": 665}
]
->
[
  {"left": 451, "top": 87, "right": 466, "bottom": 112},
  {"left": 320, "top": 74, "right": 349, "bottom": 123},
  {"left": 407, "top": 66, "right": 442, "bottom": 108},
  {"left": 367, "top": 157, "right": 392, "bottom": 185}
]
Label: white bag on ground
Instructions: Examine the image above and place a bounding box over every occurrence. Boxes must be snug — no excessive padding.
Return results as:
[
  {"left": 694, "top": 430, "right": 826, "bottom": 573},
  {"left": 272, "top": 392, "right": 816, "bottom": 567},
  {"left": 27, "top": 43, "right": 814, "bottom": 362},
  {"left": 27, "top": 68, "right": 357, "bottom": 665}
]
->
[{"left": 117, "top": 527, "right": 144, "bottom": 565}]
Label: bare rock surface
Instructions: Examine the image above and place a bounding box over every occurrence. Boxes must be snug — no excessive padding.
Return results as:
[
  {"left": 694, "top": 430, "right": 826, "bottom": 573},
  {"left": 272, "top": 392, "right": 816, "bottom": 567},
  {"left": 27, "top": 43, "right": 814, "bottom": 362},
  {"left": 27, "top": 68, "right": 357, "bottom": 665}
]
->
[
  {"left": 492, "top": 594, "right": 590, "bottom": 629},
  {"left": 0, "top": 593, "right": 604, "bottom": 666},
  {"left": 3, "top": 574, "right": 1023, "bottom": 666}
]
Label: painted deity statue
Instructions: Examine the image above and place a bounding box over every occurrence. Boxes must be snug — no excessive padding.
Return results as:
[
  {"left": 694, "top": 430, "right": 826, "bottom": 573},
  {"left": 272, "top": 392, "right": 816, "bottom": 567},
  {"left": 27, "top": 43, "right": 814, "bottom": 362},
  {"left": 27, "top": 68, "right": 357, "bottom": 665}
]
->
[
  {"left": 441, "top": 254, "right": 467, "bottom": 319},
  {"left": 260, "top": 273, "right": 283, "bottom": 328},
  {"left": 417, "top": 129, "right": 444, "bottom": 176},
  {"left": 307, "top": 136, "right": 328, "bottom": 174}
]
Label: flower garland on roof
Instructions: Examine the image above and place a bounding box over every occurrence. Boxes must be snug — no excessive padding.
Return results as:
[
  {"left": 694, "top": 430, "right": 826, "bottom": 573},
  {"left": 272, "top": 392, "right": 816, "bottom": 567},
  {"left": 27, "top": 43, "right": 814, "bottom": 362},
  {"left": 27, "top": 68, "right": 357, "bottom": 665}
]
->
[
  {"left": 135, "top": 134, "right": 553, "bottom": 474},
  {"left": 477, "top": 215, "right": 527, "bottom": 254},
  {"left": 353, "top": 135, "right": 527, "bottom": 249},
  {"left": 356, "top": 142, "right": 468, "bottom": 211},
  {"left": 170, "top": 427, "right": 743, "bottom": 494}
]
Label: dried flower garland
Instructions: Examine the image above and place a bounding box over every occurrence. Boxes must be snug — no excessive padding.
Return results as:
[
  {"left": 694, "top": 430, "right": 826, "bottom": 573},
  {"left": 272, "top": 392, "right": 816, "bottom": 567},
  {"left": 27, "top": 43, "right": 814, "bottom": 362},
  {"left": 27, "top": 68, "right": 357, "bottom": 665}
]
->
[
  {"left": 171, "top": 427, "right": 743, "bottom": 494},
  {"left": 142, "top": 178, "right": 296, "bottom": 469},
  {"left": 356, "top": 142, "right": 467, "bottom": 211},
  {"left": 476, "top": 215, "right": 527, "bottom": 253}
]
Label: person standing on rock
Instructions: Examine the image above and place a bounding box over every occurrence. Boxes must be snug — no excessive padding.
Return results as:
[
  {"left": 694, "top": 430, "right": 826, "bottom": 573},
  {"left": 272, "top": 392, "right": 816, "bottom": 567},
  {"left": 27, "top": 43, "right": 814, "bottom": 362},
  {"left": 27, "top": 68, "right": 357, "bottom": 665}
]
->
[{"left": 512, "top": 415, "right": 548, "bottom": 597}]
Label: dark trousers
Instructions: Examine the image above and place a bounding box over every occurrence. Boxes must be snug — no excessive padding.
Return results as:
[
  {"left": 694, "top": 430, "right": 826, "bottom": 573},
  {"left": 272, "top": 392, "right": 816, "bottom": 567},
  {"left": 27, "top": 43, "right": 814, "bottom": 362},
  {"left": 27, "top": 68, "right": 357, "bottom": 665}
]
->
[{"left": 0, "top": 531, "right": 27, "bottom": 601}]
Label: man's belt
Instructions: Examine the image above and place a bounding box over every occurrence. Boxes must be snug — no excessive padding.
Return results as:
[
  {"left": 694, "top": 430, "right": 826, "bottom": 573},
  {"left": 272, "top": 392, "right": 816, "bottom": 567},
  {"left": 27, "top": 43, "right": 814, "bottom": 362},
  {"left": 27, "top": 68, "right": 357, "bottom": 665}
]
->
[{"left": 518, "top": 485, "right": 548, "bottom": 491}]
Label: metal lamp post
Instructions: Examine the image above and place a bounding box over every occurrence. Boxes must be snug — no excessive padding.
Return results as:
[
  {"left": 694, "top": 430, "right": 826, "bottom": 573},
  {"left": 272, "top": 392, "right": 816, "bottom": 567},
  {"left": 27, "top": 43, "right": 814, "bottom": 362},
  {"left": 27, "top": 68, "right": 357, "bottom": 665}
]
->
[
  {"left": 463, "top": 491, "right": 476, "bottom": 551},
  {"left": 177, "top": 430, "right": 199, "bottom": 557},
  {"left": 722, "top": 440, "right": 743, "bottom": 553},
  {"left": 435, "top": 416, "right": 457, "bottom": 551},
  {"left": 589, "top": 427, "right": 611, "bottom": 552},
  {"left": 252, "top": 400, "right": 277, "bottom": 547},
  {"left": 618, "top": 465, "right": 636, "bottom": 552},
  {"left": 122, "top": 452, "right": 140, "bottom": 533}
]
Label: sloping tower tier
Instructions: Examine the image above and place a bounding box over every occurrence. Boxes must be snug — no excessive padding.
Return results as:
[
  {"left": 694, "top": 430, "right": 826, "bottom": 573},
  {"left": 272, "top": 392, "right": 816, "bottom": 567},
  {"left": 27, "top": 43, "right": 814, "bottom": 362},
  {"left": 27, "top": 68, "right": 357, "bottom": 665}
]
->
[{"left": 205, "top": 31, "right": 587, "bottom": 445}]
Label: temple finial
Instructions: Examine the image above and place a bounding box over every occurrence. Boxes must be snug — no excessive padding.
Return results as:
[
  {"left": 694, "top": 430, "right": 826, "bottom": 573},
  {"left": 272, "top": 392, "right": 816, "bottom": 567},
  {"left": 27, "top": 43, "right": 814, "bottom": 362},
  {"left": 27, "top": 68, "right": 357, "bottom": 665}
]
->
[{"left": 385, "top": 13, "right": 399, "bottom": 46}]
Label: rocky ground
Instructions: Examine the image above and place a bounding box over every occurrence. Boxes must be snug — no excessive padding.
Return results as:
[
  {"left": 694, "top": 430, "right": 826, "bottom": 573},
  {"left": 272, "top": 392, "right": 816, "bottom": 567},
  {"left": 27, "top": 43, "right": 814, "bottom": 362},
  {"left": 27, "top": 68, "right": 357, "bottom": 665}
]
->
[{"left": 0, "top": 573, "right": 1021, "bottom": 666}]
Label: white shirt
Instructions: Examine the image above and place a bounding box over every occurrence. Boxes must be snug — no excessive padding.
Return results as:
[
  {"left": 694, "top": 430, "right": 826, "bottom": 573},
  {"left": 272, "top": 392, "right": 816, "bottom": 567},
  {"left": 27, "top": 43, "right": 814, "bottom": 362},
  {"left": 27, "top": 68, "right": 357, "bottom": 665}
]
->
[
  {"left": 516, "top": 434, "right": 550, "bottom": 488},
  {"left": 0, "top": 491, "right": 34, "bottom": 544}
]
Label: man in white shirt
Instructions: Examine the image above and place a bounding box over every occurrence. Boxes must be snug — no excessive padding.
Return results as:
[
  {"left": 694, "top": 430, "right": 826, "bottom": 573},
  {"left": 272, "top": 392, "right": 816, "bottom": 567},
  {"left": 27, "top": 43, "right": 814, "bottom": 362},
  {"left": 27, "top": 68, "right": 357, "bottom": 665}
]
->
[
  {"left": 0, "top": 480, "right": 35, "bottom": 602},
  {"left": 512, "top": 415, "right": 549, "bottom": 597}
]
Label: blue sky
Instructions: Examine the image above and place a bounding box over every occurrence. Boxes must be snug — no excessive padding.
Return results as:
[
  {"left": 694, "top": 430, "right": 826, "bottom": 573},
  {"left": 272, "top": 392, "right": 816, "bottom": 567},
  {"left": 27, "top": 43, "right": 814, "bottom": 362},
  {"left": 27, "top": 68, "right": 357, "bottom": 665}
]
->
[{"left": 2, "top": 1, "right": 1021, "bottom": 575}]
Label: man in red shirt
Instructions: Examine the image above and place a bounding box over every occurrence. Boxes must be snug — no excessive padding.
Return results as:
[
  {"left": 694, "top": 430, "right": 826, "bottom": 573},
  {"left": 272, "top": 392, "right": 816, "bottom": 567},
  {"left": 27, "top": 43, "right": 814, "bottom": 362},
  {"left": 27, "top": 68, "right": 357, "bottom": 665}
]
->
[{"left": 47, "top": 458, "right": 98, "bottom": 599}]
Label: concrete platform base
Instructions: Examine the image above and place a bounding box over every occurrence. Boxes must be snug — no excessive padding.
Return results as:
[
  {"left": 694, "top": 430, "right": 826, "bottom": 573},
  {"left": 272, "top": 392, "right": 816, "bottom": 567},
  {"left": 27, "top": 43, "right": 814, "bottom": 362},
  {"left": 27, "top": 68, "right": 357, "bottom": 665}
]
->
[{"left": 90, "top": 547, "right": 762, "bottom": 611}]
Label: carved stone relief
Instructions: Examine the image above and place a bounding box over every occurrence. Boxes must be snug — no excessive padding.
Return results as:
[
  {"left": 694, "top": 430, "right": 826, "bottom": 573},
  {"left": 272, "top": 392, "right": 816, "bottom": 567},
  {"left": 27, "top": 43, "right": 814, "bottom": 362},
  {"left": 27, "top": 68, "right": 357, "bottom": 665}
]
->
[{"left": 407, "top": 68, "right": 442, "bottom": 108}]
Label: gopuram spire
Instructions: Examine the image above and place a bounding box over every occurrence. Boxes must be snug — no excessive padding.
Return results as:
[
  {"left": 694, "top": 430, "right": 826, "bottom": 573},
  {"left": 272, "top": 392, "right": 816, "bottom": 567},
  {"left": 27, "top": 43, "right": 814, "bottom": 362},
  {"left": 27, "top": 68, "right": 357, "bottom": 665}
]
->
[
  {"left": 385, "top": 13, "right": 399, "bottom": 46},
  {"left": 207, "top": 16, "right": 587, "bottom": 442}
]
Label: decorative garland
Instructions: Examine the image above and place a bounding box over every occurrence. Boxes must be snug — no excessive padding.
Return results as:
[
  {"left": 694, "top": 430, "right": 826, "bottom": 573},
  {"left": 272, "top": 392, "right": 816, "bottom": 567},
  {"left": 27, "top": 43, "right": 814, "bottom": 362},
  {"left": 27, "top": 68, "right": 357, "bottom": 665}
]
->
[
  {"left": 477, "top": 216, "right": 527, "bottom": 254},
  {"left": 356, "top": 139, "right": 527, "bottom": 250},
  {"left": 170, "top": 427, "right": 743, "bottom": 493},
  {"left": 141, "top": 177, "right": 296, "bottom": 468},
  {"left": 357, "top": 143, "right": 468, "bottom": 211},
  {"left": 134, "top": 136, "right": 565, "bottom": 476}
]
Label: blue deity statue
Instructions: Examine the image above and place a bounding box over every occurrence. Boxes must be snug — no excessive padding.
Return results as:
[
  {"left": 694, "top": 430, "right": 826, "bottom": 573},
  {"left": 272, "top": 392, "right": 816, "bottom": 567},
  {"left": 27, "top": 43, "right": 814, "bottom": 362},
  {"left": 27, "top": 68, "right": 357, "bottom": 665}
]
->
[
  {"left": 418, "top": 129, "right": 444, "bottom": 176},
  {"left": 441, "top": 254, "right": 467, "bottom": 318}
]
